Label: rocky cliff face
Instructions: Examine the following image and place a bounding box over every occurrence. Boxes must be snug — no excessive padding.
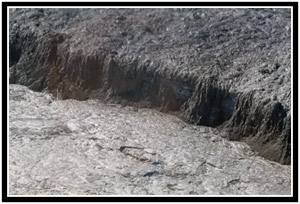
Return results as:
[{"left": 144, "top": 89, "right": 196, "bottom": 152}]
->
[{"left": 9, "top": 8, "right": 291, "bottom": 164}]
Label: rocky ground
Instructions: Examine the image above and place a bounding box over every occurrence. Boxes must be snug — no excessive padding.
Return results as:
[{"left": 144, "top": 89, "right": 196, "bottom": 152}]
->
[
  {"left": 9, "top": 8, "right": 291, "bottom": 164},
  {"left": 9, "top": 84, "right": 291, "bottom": 195},
  {"left": 8, "top": 7, "right": 292, "bottom": 195}
]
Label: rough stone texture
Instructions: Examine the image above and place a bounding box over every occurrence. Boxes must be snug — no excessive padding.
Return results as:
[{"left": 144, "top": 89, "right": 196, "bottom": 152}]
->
[
  {"left": 9, "top": 8, "right": 291, "bottom": 164},
  {"left": 9, "top": 84, "right": 291, "bottom": 195}
]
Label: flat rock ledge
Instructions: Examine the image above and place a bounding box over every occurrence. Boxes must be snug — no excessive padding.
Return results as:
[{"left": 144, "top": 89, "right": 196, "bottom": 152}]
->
[{"left": 9, "top": 84, "right": 291, "bottom": 195}]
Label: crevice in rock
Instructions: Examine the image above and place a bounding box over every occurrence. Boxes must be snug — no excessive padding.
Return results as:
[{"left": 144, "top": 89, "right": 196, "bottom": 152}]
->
[{"left": 220, "top": 92, "right": 291, "bottom": 164}]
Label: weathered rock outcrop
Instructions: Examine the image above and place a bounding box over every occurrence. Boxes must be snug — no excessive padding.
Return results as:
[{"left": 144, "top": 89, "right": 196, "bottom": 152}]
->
[
  {"left": 9, "top": 8, "right": 291, "bottom": 164},
  {"left": 9, "top": 84, "right": 291, "bottom": 195}
]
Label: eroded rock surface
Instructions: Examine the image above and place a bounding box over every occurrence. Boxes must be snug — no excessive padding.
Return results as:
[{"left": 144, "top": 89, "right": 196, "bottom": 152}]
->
[
  {"left": 9, "top": 8, "right": 291, "bottom": 164},
  {"left": 9, "top": 84, "right": 291, "bottom": 195}
]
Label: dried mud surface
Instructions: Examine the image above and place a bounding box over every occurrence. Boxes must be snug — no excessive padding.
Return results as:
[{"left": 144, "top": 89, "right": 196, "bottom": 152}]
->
[{"left": 9, "top": 84, "right": 291, "bottom": 195}]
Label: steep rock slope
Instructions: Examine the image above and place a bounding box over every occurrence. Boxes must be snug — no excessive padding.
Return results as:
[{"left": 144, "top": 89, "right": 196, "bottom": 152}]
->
[{"left": 9, "top": 8, "right": 291, "bottom": 164}]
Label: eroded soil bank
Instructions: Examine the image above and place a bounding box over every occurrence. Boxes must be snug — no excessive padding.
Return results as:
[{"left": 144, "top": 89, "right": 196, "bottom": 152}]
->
[
  {"left": 9, "top": 84, "right": 291, "bottom": 195},
  {"left": 9, "top": 8, "right": 291, "bottom": 164}
]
